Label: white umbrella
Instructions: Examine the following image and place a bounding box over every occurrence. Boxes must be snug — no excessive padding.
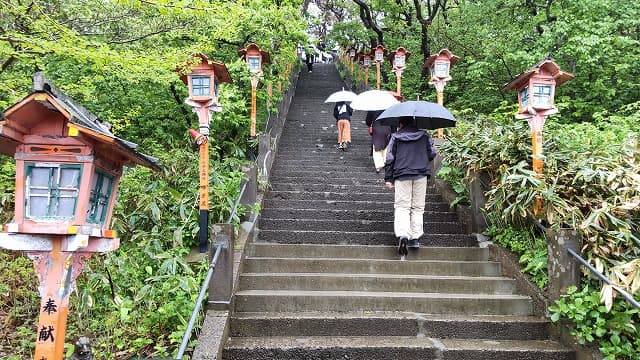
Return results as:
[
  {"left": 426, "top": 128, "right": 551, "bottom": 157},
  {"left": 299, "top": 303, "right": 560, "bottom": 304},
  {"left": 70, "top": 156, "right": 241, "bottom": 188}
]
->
[
  {"left": 324, "top": 89, "right": 358, "bottom": 103},
  {"left": 350, "top": 90, "right": 400, "bottom": 111}
]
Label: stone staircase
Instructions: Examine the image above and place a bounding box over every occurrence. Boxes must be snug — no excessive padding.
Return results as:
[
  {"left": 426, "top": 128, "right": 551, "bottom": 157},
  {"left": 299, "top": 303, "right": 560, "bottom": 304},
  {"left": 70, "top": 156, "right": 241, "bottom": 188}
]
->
[{"left": 221, "top": 63, "right": 574, "bottom": 359}]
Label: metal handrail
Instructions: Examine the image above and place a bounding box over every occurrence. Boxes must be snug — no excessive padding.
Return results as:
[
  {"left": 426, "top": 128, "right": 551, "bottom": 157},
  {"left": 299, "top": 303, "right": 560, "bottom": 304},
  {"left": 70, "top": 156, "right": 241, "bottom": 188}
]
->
[
  {"left": 532, "top": 218, "right": 640, "bottom": 310},
  {"left": 175, "top": 179, "right": 247, "bottom": 360},
  {"left": 175, "top": 64, "right": 298, "bottom": 360},
  {"left": 175, "top": 243, "right": 223, "bottom": 359},
  {"left": 566, "top": 248, "right": 640, "bottom": 310},
  {"left": 227, "top": 181, "right": 248, "bottom": 224}
]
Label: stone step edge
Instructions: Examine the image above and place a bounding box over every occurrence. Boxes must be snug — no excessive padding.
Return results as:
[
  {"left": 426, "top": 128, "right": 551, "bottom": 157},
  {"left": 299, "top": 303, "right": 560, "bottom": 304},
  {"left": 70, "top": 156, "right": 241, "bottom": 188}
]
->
[
  {"left": 224, "top": 336, "right": 570, "bottom": 352},
  {"left": 235, "top": 289, "right": 529, "bottom": 300}
]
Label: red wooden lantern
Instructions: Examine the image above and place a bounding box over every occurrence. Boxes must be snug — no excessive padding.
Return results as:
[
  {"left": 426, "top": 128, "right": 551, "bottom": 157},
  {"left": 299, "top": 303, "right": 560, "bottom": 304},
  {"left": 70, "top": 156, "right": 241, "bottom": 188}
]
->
[
  {"left": 0, "top": 72, "right": 159, "bottom": 359},
  {"left": 389, "top": 47, "right": 410, "bottom": 71},
  {"left": 424, "top": 48, "right": 460, "bottom": 83},
  {"left": 238, "top": 43, "right": 271, "bottom": 75},
  {"left": 501, "top": 58, "right": 574, "bottom": 118},
  {"left": 374, "top": 45, "right": 386, "bottom": 63},
  {"left": 178, "top": 53, "right": 233, "bottom": 106}
]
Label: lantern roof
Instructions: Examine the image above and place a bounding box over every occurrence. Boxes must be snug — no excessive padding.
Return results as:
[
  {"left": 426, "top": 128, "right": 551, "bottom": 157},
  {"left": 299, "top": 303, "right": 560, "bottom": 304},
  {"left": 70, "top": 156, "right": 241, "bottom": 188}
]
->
[
  {"left": 423, "top": 48, "right": 460, "bottom": 69},
  {"left": 387, "top": 47, "right": 411, "bottom": 61},
  {"left": 178, "top": 53, "right": 233, "bottom": 85},
  {"left": 237, "top": 43, "right": 271, "bottom": 64},
  {"left": 0, "top": 72, "right": 160, "bottom": 170},
  {"left": 501, "top": 58, "right": 574, "bottom": 92}
]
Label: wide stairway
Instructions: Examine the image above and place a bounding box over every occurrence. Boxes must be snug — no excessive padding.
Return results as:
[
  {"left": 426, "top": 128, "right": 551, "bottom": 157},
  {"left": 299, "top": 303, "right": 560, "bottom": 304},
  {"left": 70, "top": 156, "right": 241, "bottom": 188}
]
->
[{"left": 221, "top": 63, "right": 574, "bottom": 359}]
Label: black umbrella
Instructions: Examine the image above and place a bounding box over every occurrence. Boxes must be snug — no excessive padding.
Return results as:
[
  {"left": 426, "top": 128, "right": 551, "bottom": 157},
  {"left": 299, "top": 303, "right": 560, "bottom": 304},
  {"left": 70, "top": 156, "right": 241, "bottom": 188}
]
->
[{"left": 375, "top": 100, "right": 456, "bottom": 129}]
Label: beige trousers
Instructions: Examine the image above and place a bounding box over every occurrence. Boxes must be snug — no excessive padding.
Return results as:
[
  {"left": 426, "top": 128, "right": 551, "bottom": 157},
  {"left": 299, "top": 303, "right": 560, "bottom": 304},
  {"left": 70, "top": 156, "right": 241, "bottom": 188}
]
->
[
  {"left": 393, "top": 176, "right": 428, "bottom": 240},
  {"left": 372, "top": 146, "right": 388, "bottom": 170},
  {"left": 337, "top": 119, "right": 351, "bottom": 143}
]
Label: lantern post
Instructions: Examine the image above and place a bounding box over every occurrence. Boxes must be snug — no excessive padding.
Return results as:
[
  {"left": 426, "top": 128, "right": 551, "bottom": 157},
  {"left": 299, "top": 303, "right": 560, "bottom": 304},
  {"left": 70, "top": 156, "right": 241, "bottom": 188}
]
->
[
  {"left": 177, "top": 53, "right": 233, "bottom": 252},
  {"left": 389, "top": 47, "right": 410, "bottom": 96},
  {"left": 0, "top": 73, "right": 159, "bottom": 360},
  {"left": 424, "top": 48, "right": 459, "bottom": 138},
  {"left": 374, "top": 45, "right": 386, "bottom": 90},
  {"left": 348, "top": 46, "right": 357, "bottom": 76},
  {"left": 502, "top": 57, "right": 574, "bottom": 214},
  {"left": 238, "top": 43, "right": 271, "bottom": 160},
  {"left": 361, "top": 53, "right": 372, "bottom": 88}
]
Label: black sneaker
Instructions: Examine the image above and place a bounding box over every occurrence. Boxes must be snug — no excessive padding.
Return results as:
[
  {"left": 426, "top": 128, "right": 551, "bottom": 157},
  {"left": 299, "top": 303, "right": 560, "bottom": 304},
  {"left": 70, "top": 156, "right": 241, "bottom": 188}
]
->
[
  {"left": 398, "top": 237, "right": 408, "bottom": 256},
  {"left": 341, "top": 142, "right": 347, "bottom": 151},
  {"left": 409, "top": 239, "right": 420, "bottom": 249}
]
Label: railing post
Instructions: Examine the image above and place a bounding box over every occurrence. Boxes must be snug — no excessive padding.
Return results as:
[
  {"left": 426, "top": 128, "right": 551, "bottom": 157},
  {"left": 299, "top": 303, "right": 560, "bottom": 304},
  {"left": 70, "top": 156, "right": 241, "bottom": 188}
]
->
[
  {"left": 240, "top": 165, "right": 257, "bottom": 221},
  {"left": 257, "top": 133, "right": 271, "bottom": 176},
  {"left": 546, "top": 228, "right": 582, "bottom": 303},
  {"left": 209, "top": 223, "right": 234, "bottom": 310}
]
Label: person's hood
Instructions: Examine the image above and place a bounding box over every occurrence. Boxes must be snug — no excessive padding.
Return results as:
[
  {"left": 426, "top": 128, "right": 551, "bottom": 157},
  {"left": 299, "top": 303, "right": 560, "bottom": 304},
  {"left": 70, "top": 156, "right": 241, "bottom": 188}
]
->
[{"left": 394, "top": 129, "right": 427, "bottom": 142}]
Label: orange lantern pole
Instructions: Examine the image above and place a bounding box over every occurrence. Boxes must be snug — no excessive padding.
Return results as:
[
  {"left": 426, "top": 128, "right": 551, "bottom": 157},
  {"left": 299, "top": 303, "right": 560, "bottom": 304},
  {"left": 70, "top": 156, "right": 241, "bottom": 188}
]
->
[
  {"left": 239, "top": 43, "right": 271, "bottom": 159},
  {"left": 179, "top": 53, "right": 233, "bottom": 252},
  {"left": 424, "top": 48, "right": 459, "bottom": 138},
  {"left": 1, "top": 72, "right": 159, "bottom": 359},
  {"left": 502, "top": 57, "right": 574, "bottom": 215}
]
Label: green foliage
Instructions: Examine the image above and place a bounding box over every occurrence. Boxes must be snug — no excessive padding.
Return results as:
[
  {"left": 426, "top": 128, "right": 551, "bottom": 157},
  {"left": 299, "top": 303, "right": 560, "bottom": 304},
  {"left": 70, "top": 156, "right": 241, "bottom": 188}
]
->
[
  {"left": 486, "top": 224, "right": 548, "bottom": 289},
  {"left": 435, "top": 159, "right": 469, "bottom": 207},
  {"left": 0, "top": 251, "right": 39, "bottom": 358},
  {"left": 550, "top": 284, "right": 640, "bottom": 360}
]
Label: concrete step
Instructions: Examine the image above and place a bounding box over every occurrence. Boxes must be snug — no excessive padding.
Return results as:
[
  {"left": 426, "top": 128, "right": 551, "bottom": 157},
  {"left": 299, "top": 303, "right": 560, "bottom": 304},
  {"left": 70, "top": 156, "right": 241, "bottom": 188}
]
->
[
  {"left": 257, "top": 229, "right": 477, "bottom": 247},
  {"left": 239, "top": 273, "right": 516, "bottom": 294},
  {"left": 264, "top": 190, "right": 443, "bottom": 202},
  {"left": 268, "top": 176, "right": 386, "bottom": 186},
  {"left": 247, "top": 243, "right": 487, "bottom": 260},
  {"left": 261, "top": 199, "right": 453, "bottom": 212},
  {"left": 258, "top": 218, "right": 464, "bottom": 233},
  {"left": 260, "top": 208, "right": 456, "bottom": 221},
  {"left": 243, "top": 257, "right": 502, "bottom": 276},
  {"left": 268, "top": 182, "right": 440, "bottom": 194},
  {"left": 233, "top": 290, "right": 533, "bottom": 315},
  {"left": 229, "top": 312, "right": 550, "bottom": 340},
  {"left": 223, "top": 336, "right": 572, "bottom": 360}
]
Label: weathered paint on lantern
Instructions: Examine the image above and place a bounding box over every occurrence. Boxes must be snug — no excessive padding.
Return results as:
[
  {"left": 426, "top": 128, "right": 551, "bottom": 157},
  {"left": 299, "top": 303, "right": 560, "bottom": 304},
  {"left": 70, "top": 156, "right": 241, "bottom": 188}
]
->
[{"left": 0, "top": 72, "right": 159, "bottom": 360}]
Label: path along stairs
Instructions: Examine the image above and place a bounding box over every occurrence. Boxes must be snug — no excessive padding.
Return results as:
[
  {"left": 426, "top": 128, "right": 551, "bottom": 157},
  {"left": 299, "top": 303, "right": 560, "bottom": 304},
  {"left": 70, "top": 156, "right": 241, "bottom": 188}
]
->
[{"left": 221, "top": 63, "right": 574, "bottom": 359}]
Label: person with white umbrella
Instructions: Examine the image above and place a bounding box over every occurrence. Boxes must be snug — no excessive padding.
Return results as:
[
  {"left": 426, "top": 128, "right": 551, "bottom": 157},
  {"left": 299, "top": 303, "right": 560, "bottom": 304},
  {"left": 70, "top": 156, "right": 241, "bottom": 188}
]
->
[
  {"left": 333, "top": 101, "right": 353, "bottom": 150},
  {"left": 351, "top": 90, "right": 401, "bottom": 169},
  {"left": 325, "top": 89, "right": 357, "bottom": 151}
]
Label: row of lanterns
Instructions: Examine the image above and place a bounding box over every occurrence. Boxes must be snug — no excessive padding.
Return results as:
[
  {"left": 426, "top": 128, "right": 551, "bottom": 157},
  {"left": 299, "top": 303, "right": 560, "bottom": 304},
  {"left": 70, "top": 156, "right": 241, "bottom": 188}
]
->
[{"left": 342, "top": 44, "right": 573, "bottom": 173}]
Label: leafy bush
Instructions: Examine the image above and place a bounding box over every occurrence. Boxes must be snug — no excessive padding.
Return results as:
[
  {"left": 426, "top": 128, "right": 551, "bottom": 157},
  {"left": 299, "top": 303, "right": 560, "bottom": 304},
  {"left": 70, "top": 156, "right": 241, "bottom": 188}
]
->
[
  {"left": 550, "top": 284, "right": 640, "bottom": 360},
  {"left": 486, "top": 224, "right": 548, "bottom": 289}
]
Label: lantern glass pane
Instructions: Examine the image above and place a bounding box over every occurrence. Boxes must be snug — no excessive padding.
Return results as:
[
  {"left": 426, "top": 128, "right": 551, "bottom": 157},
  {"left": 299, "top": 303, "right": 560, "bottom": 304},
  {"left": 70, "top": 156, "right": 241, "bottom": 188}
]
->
[
  {"left": 375, "top": 52, "right": 383, "bottom": 61},
  {"left": 364, "top": 58, "right": 371, "bottom": 66},
  {"left": 520, "top": 86, "right": 529, "bottom": 108},
  {"left": 88, "top": 170, "right": 114, "bottom": 224},
  {"left": 248, "top": 56, "right": 261, "bottom": 71},
  {"left": 533, "top": 84, "right": 552, "bottom": 106},
  {"left": 435, "top": 62, "right": 449, "bottom": 77},
  {"left": 394, "top": 55, "right": 405, "bottom": 67},
  {"left": 191, "top": 75, "right": 211, "bottom": 97},
  {"left": 25, "top": 163, "right": 81, "bottom": 220}
]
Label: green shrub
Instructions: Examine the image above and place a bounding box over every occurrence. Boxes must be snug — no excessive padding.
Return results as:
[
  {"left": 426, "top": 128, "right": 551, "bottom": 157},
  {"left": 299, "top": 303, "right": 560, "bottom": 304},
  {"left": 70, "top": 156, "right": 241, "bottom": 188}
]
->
[{"left": 550, "top": 284, "right": 640, "bottom": 360}]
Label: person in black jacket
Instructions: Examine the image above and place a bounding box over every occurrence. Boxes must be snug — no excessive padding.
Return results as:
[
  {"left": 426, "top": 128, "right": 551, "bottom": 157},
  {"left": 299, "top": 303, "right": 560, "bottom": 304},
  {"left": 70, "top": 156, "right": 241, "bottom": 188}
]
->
[
  {"left": 333, "top": 101, "right": 353, "bottom": 151},
  {"left": 384, "top": 118, "right": 437, "bottom": 257}
]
